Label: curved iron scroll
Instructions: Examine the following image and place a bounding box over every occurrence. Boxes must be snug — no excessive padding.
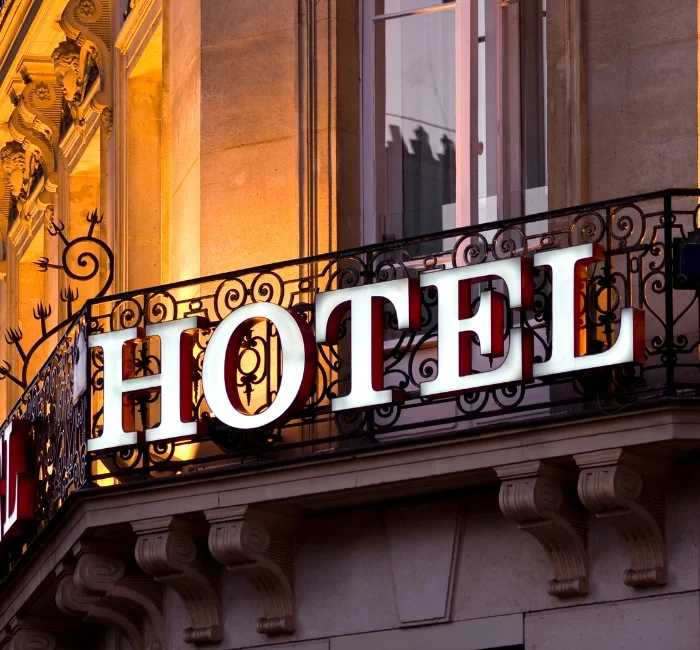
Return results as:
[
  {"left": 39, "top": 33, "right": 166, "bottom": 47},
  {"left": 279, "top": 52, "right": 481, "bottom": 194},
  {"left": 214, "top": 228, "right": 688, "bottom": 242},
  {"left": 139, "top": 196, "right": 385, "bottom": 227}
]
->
[{"left": 0, "top": 210, "right": 113, "bottom": 389}]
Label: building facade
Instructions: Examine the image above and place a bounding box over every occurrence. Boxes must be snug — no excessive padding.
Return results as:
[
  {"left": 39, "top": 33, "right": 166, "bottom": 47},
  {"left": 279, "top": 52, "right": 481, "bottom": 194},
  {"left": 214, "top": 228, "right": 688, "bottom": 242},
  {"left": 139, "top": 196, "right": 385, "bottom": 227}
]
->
[{"left": 0, "top": 0, "right": 696, "bottom": 649}]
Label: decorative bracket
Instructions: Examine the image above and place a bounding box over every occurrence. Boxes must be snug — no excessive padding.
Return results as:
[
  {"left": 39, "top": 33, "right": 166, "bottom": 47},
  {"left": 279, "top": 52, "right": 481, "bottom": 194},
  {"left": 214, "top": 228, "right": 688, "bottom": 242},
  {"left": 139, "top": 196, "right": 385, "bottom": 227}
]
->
[
  {"left": 496, "top": 460, "right": 588, "bottom": 597},
  {"left": 576, "top": 449, "right": 667, "bottom": 588},
  {"left": 206, "top": 505, "right": 299, "bottom": 635},
  {"left": 0, "top": 617, "right": 57, "bottom": 650},
  {"left": 54, "top": 542, "right": 164, "bottom": 650},
  {"left": 133, "top": 516, "right": 222, "bottom": 645}
]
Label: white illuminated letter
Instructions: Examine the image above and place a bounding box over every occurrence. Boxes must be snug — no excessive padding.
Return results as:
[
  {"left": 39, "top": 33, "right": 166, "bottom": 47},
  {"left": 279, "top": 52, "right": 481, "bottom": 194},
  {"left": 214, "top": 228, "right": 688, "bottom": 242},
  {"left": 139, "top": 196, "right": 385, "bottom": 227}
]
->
[
  {"left": 419, "top": 258, "right": 534, "bottom": 398},
  {"left": 315, "top": 278, "right": 420, "bottom": 411},
  {"left": 88, "top": 316, "right": 206, "bottom": 452},
  {"left": 533, "top": 244, "right": 645, "bottom": 377},
  {"left": 202, "top": 302, "right": 317, "bottom": 429},
  {"left": 0, "top": 419, "right": 34, "bottom": 539}
]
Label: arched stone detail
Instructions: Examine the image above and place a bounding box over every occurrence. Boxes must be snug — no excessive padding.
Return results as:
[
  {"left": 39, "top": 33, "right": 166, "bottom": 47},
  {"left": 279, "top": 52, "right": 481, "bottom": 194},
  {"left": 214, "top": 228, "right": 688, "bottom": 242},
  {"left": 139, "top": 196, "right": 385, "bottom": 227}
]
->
[
  {"left": 576, "top": 449, "right": 667, "bottom": 588},
  {"left": 54, "top": 542, "right": 164, "bottom": 650},
  {"left": 206, "top": 506, "right": 299, "bottom": 636},
  {"left": 496, "top": 460, "right": 589, "bottom": 597},
  {"left": 133, "top": 516, "right": 222, "bottom": 645}
]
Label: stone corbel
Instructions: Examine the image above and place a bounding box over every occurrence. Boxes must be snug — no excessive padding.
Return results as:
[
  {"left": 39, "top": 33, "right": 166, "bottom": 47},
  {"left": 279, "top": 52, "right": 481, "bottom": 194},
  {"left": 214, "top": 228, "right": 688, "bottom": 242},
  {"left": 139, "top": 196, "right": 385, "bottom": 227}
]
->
[
  {"left": 0, "top": 618, "right": 57, "bottom": 650},
  {"left": 206, "top": 505, "right": 299, "bottom": 635},
  {"left": 133, "top": 516, "right": 222, "bottom": 645},
  {"left": 58, "top": 0, "right": 112, "bottom": 113},
  {"left": 54, "top": 542, "right": 164, "bottom": 650},
  {"left": 576, "top": 449, "right": 667, "bottom": 588},
  {"left": 496, "top": 460, "right": 588, "bottom": 597}
]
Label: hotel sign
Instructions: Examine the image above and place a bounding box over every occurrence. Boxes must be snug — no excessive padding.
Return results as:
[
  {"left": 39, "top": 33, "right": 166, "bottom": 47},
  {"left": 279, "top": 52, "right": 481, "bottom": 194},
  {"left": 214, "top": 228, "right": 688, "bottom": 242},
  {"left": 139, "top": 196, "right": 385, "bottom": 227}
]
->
[{"left": 0, "top": 243, "right": 646, "bottom": 541}]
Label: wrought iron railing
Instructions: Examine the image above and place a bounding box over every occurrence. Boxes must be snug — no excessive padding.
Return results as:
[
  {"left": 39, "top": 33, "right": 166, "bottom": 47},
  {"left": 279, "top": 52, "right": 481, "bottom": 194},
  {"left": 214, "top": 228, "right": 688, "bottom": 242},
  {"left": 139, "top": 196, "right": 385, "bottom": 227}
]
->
[{"left": 3, "top": 188, "right": 700, "bottom": 576}]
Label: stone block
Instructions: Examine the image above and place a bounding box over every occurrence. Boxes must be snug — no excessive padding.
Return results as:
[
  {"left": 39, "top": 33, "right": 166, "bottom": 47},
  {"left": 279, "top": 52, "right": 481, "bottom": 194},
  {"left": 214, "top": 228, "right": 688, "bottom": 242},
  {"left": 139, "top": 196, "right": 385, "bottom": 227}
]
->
[
  {"left": 331, "top": 614, "right": 523, "bottom": 650},
  {"left": 169, "top": 0, "right": 201, "bottom": 88},
  {"left": 170, "top": 53, "right": 201, "bottom": 191},
  {"left": 200, "top": 139, "right": 299, "bottom": 275},
  {"left": 201, "top": 0, "right": 296, "bottom": 48},
  {"left": 525, "top": 593, "right": 700, "bottom": 649},
  {"left": 170, "top": 157, "right": 201, "bottom": 283},
  {"left": 200, "top": 29, "right": 296, "bottom": 153}
]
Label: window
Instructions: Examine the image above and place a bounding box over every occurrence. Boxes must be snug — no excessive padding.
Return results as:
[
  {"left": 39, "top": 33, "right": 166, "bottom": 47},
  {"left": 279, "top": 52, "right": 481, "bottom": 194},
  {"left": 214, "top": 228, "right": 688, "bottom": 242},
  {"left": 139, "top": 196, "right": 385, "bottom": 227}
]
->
[{"left": 362, "top": 0, "right": 547, "bottom": 248}]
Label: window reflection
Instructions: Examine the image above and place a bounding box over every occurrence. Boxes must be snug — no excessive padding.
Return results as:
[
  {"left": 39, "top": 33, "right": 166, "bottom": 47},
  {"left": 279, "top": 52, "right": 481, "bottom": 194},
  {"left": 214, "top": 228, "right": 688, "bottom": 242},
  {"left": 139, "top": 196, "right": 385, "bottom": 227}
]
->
[{"left": 376, "top": 7, "right": 456, "bottom": 253}]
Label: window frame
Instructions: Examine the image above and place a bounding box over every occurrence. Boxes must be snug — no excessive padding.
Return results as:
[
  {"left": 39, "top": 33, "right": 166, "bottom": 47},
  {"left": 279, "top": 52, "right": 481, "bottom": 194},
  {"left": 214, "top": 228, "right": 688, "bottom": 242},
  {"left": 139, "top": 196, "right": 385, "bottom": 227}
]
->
[{"left": 360, "top": 0, "right": 547, "bottom": 246}]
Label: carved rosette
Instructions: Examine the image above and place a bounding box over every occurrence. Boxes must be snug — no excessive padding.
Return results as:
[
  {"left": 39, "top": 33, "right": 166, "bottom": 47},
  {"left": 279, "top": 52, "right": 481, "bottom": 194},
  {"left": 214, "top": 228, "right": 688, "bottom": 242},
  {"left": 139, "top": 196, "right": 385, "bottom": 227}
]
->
[
  {"left": 496, "top": 461, "right": 589, "bottom": 597},
  {"left": 206, "top": 506, "right": 299, "bottom": 635},
  {"left": 576, "top": 449, "right": 667, "bottom": 588},
  {"left": 133, "top": 517, "right": 222, "bottom": 645},
  {"left": 54, "top": 543, "right": 164, "bottom": 650}
]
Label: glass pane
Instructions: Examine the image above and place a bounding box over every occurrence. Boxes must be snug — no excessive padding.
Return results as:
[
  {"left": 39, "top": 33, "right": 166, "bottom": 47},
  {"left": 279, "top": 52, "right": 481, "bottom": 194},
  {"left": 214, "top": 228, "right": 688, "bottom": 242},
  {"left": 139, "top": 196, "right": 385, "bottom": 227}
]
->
[
  {"left": 477, "top": 0, "right": 486, "bottom": 201},
  {"left": 478, "top": 0, "right": 498, "bottom": 223},
  {"left": 375, "top": 9, "right": 456, "bottom": 252},
  {"left": 521, "top": 0, "right": 547, "bottom": 200},
  {"left": 377, "top": 0, "right": 452, "bottom": 16}
]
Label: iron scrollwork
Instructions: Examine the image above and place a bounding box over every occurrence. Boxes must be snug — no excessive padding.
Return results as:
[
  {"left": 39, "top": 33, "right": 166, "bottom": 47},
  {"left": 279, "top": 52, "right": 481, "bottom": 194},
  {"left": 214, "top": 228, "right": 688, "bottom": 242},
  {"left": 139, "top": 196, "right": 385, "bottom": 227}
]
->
[
  {"left": 82, "top": 189, "right": 700, "bottom": 483},
  {"left": 0, "top": 209, "right": 113, "bottom": 389},
  {"left": 0, "top": 190, "right": 698, "bottom": 563}
]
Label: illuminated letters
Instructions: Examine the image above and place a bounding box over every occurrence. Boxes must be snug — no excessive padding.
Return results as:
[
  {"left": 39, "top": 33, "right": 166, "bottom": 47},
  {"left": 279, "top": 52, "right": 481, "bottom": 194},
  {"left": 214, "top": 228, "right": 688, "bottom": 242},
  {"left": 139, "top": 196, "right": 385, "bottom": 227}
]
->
[
  {"left": 85, "top": 244, "right": 647, "bottom": 449},
  {"left": 420, "top": 258, "right": 534, "bottom": 398},
  {"left": 202, "top": 302, "right": 317, "bottom": 429},
  {"left": 315, "top": 278, "right": 421, "bottom": 411},
  {"left": 0, "top": 419, "right": 35, "bottom": 539},
  {"left": 533, "top": 244, "right": 645, "bottom": 377},
  {"left": 88, "top": 316, "right": 205, "bottom": 452}
]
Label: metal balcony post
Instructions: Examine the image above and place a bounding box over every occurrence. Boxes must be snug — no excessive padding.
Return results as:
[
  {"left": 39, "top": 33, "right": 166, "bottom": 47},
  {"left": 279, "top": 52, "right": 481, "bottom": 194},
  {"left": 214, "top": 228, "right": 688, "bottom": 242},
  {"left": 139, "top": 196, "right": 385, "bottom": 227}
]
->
[{"left": 663, "top": 191, "right": 675, "bottom": 395}]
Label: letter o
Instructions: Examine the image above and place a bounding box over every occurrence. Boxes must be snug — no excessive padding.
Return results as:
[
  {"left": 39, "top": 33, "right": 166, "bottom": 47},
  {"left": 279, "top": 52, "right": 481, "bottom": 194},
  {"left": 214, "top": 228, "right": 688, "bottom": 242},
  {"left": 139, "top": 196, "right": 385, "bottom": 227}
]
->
[{"left": 202, "top": 302, "right": 317, "bottom": 430}]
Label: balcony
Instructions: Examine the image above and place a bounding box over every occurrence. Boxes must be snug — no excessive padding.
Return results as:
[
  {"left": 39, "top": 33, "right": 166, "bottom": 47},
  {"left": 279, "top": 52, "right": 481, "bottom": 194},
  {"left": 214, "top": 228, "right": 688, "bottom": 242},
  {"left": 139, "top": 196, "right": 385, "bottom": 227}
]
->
[{"left": 2, "top": 188, "right": 700, "bottom": 579}]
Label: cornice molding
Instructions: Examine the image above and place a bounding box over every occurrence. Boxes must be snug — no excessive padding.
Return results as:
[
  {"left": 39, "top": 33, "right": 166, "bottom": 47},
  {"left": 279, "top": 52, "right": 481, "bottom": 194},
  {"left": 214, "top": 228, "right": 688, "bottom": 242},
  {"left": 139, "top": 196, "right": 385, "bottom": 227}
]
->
[{"left": 115, "top": 0, "right": 161, "bottom": 64}]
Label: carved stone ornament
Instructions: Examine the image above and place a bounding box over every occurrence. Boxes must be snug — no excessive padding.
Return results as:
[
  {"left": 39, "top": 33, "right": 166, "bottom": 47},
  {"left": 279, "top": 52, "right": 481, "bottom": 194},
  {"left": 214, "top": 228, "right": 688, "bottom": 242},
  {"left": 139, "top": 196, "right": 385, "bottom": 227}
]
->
[
  {"left": 133, "top": 516, "right": 222, "bottom": 645},
  {"left": 54, "top": 543, "right": 165, "bottom": 650},
  {"left": 51, "top": 40, "right": 82, "bottom": 106},
  {"left": 2, "top": 67, "right": 63, "bottom": 230},
  {"left": 0, "top": 618, "right": 57, "bottom": 650},
  {"left": 100, "top": 106, "right": 113, "bottom": 138},
  {"left": 55, "top": 0, "right": 113, "bottom": 124},
  {"left": 496, "top": 460, "right": 589, "bottom": 597},
  {"left": 206, "top": 506, "right": 299, "bottom": 635},
  {"left": 0, "top": 142, "right": 31, "bottom": 220},
  {"left": 576, "top": 449, "right": 667, "bottom": 588},
  {"left": 77, "top": 0, "right": 98, "bottom": 19}
]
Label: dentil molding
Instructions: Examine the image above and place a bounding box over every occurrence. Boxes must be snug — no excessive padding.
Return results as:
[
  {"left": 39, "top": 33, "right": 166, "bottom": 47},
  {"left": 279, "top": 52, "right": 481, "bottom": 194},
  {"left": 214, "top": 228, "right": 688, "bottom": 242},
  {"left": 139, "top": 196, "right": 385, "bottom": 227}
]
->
[
  {"left": 576, "top": 449, "right": 667, "bottom": 588},
  {"left": 496, "top": 460, "right": 589, "bottom": 597},
  {"left": 206, "top": 505, "right": 299, "bottom": 636},
  {"left": 133, "top": 516, "right": 222, "bottom": 645}
]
